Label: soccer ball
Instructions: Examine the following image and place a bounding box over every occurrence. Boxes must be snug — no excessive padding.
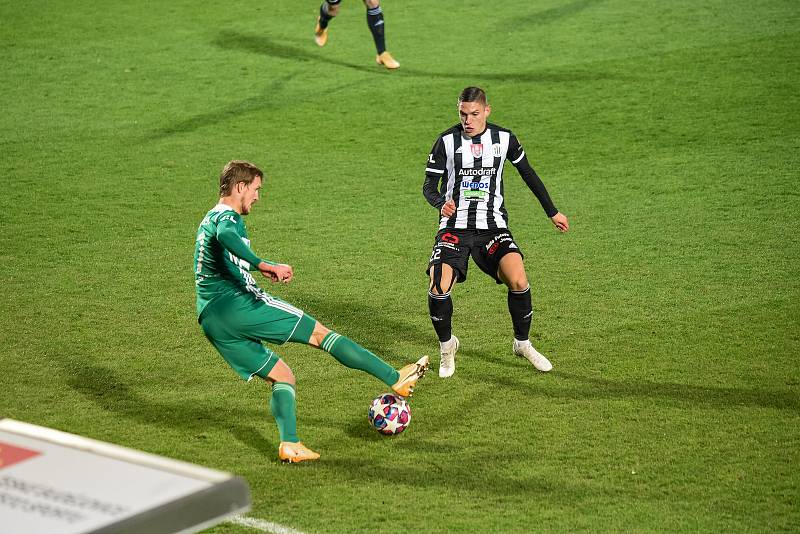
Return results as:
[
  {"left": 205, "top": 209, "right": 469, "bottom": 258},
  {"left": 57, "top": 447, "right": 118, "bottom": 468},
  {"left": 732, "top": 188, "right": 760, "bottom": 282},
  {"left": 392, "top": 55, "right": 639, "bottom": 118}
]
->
[{"left": 368, "top": 393, "right": 411, "bottom": 435}]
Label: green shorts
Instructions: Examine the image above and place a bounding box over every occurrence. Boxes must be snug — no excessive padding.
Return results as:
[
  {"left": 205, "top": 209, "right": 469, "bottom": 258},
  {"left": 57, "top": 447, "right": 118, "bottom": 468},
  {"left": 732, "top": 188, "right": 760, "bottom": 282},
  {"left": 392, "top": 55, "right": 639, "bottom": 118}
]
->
[{"left": 199, "top": 291, "right": 317, "bottom": 381}]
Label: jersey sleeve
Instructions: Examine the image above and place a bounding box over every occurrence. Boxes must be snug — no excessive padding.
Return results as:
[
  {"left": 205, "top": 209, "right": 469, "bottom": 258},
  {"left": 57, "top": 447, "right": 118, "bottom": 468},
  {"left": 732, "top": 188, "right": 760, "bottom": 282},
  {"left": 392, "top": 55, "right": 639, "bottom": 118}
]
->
[
  {"left": 423, "top": 136, "right": 447, "bottom": 209},
  {"left": 215, "top": 213, "right": 266, "bottom": 269},
  {"left": 507, "top": 133, "right": 527, "bottom": 166},
  {"left": 508, "top": 134, "right": 559, "bottom": 218}
]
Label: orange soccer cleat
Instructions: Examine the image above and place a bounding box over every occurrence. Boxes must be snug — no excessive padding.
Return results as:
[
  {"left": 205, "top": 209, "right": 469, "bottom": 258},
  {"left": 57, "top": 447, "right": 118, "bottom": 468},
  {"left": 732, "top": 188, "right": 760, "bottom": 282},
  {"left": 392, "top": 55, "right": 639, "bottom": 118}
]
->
[
  {"left": 391, "top": 355, "right": 429, "bottom": 397},
  {"left": 279, "top": 441, "right": 320, "bottom": 464},
  {"left": 376, "top": 51, "right": 400, "bottom": 69}
]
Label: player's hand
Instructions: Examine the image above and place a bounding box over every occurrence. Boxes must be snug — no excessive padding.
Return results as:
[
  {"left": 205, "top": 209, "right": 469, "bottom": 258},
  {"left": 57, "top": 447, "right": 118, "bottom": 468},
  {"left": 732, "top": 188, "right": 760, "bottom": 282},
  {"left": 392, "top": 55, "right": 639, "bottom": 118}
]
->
[
  {"left": 259, "top": 262, "right": 293, "bottom": 284},
  {"left": 551, "top": 212, "right": 569, "bottom": 233},
  {"left": 441, "top": 200, "right": 456, "bottom": 217}
]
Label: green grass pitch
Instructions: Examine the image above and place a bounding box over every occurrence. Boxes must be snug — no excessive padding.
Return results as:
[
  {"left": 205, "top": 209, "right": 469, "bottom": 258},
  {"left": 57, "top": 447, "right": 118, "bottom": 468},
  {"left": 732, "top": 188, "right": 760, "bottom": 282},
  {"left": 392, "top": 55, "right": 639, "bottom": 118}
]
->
[{"left": 1, "top": 0, "right": 798, "bottom": 532}]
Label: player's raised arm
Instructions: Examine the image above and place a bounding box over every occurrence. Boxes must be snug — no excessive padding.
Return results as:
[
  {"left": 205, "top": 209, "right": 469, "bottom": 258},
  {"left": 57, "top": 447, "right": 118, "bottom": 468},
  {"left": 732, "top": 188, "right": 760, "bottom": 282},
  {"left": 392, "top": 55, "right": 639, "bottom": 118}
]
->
[{"left": 508, "top": 134, "right": 569, "bottom": 233}]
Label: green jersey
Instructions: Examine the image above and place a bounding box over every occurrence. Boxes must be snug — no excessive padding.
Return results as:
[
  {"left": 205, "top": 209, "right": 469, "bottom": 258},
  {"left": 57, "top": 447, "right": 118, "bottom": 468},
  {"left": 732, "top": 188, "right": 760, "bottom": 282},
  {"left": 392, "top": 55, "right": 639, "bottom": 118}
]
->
[{"left": 194, "top": 203, "right": 271, "bottom": 318}]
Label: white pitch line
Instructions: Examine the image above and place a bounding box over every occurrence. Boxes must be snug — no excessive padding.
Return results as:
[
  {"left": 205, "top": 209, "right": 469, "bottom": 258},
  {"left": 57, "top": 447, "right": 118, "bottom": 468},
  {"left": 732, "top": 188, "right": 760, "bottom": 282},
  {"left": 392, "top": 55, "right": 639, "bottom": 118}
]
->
[{"left": 226, "top": 515, "right": 307, "bottom": 534}]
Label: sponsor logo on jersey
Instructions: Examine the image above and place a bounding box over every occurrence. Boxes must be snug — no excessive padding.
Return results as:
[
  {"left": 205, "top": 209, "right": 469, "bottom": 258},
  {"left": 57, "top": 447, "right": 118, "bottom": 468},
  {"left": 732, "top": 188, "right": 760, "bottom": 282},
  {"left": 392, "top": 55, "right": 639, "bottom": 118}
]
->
[
  {"left": 428, "top": 153, "right": 435, "bottom": 163},
  {"left": 470, "top": 144, "right": 483, "bottom": 158},
  {"left": 462, "top": 181, "right": 490, "bottom": 189},
  {"left": 457, "top": 167, "right": 496, "bottom": 177}
]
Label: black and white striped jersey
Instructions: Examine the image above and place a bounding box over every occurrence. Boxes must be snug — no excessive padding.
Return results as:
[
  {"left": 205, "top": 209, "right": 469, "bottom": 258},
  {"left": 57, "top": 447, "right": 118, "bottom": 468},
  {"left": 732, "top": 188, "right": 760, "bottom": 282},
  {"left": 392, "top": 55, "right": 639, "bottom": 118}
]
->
[{"left": 423, "top": 123, "right": 558, "bottom": 230}]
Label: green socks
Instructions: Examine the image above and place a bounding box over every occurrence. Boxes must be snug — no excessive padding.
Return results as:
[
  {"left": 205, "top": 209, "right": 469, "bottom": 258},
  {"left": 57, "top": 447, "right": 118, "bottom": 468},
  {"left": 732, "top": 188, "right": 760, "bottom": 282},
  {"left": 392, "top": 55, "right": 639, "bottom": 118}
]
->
[
  {"left": 270, "top": 382, "right": 298, "bottom": 443},
  {"left": 321, "top": 332, "right": 399, "bottom": 386}
]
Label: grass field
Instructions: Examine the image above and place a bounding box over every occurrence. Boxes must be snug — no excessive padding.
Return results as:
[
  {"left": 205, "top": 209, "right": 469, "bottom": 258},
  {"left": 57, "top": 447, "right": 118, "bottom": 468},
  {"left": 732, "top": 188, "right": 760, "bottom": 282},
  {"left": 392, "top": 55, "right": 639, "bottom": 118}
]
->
[{"left": 2, "top": 0, "right": 798, "bottom": 532}]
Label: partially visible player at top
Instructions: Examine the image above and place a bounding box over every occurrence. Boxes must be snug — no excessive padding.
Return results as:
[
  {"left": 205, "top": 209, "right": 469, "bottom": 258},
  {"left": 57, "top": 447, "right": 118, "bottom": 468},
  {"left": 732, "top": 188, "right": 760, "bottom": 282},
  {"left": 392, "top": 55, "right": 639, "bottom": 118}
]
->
[
  {"left": 195, "top": 160, "right": 429, "bottom": 463},
  {"left": 423, "top": 87, "right": 569, "bottom": 378},
  {"left": 314, "top": 0, "right": 400, "bottom": 70}
]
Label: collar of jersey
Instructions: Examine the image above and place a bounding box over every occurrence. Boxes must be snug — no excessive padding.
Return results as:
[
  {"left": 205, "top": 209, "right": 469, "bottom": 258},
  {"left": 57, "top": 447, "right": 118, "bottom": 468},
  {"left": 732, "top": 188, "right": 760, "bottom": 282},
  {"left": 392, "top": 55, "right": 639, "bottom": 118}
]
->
[{"left": 213, "top": 202, "right": 238, "bottom": 213}]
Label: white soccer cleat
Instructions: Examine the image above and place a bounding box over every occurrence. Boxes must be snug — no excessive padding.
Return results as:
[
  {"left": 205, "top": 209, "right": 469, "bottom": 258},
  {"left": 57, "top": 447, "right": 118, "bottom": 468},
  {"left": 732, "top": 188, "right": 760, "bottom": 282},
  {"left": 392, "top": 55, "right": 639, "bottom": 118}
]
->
[
  {"left": 439, "top": 335, "right": 459, "bottom": 378},
  {"left": 513, "top": 339, "right": 553, "bottom": 372}
]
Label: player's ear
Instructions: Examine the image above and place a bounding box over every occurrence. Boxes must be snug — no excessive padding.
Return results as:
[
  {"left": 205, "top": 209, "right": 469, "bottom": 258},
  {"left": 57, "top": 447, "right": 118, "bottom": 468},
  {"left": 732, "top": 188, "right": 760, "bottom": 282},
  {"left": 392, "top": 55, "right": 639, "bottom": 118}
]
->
[{"left": 485, "top": 105, "right": 491, "bottom": 117}]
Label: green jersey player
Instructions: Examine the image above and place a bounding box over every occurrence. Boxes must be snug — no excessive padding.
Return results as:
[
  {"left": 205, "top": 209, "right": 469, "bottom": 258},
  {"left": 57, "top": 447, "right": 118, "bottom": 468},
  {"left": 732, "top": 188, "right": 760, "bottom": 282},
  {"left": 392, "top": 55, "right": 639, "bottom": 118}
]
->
[{"left": 195, "top": 160, "right": 429, "bottom": 463}]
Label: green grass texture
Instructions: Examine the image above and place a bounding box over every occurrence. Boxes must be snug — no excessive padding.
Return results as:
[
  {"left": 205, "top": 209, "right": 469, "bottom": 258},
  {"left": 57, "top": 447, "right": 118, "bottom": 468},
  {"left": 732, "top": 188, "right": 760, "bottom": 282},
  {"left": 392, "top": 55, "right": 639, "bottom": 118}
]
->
[{"left": 1, "top": 0, "right": 798, "bottom": 532}]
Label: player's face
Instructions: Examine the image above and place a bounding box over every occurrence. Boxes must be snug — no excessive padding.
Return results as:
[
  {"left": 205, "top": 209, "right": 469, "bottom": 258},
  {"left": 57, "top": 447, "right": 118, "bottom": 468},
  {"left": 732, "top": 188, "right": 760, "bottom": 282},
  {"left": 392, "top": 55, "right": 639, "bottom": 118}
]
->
[
  {"left": 458, "top": 100, "right": 491, "bottom": 137},
  {"left": 240, "top": 176, "right": 262, "bottom": 215}
]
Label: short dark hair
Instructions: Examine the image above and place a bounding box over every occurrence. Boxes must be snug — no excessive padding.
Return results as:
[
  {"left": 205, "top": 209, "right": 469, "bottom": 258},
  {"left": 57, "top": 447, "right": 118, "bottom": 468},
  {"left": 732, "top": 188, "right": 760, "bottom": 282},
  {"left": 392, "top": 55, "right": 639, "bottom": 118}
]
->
[
  {"left": 219, "top": 160, "right": 263, "bottom": 197},
  {"left": 458, "top": 86, "right": 488, "bottom": 106}
]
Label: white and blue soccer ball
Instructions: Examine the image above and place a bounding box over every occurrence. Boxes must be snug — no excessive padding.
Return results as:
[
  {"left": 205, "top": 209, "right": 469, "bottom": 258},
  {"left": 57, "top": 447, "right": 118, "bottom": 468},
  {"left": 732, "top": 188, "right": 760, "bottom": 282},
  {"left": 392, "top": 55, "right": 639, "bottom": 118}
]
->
[{"left": 368, "top": 393, "right": 411, "bottom": 435}]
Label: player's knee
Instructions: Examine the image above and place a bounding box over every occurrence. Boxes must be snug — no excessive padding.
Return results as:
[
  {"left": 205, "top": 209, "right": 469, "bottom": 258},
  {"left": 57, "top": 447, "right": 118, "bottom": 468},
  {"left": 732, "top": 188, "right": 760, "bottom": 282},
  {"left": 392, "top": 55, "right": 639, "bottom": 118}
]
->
[
  {"left": 269, "top": 360, "right": 296, "bottom": 385},
  {"left": 506, "top": 277, "right": 529, "bottom": 292},
  {"left": 429, "top": 265, "right": 454, "bottom": 295},
  {"left": 363, "top": 0, "right": 380, "bottom": 9},
  {"left": 309, "top": 321, "right": 331, "bottom": 348}
]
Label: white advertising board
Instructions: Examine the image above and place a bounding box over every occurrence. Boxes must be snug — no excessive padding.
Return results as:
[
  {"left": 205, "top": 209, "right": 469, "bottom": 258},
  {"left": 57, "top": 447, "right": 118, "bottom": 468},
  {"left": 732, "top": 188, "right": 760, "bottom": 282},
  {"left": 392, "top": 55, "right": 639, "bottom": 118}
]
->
[{"left": 0, "top": 419, "right": 250, "bottom": 533}]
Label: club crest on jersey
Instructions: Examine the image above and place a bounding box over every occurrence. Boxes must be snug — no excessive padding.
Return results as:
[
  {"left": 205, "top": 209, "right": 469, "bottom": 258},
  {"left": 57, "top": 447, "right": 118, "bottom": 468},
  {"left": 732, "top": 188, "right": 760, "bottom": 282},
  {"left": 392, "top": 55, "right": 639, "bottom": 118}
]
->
[
  {"left": 470, "top": 144, "right": 484, "bottom": 158},
  {"left": 492, "top": 143, "right": 502, "bottom": 157}
]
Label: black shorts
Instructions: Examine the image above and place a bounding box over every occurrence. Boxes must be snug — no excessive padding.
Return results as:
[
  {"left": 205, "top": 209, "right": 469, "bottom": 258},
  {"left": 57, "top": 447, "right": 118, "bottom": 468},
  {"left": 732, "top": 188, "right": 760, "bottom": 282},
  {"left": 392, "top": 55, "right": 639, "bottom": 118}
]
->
[{"left": 426, "top": 228, "right": 524, "bottom": 284}]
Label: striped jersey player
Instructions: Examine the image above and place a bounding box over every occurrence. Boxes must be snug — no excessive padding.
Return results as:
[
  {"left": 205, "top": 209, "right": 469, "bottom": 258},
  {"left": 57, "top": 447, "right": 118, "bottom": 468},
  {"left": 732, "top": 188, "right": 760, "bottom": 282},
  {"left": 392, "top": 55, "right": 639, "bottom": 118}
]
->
[{"left": 422, "top": 87, "right": 570, "bottom": 379}]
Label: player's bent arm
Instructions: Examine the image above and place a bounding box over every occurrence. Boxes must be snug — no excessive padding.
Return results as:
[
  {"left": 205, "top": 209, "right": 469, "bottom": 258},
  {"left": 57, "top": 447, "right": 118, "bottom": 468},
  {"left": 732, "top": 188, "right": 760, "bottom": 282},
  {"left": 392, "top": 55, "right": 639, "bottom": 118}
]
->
[{"left": 216, "top": 221, "right": 276, "bottom": 270}]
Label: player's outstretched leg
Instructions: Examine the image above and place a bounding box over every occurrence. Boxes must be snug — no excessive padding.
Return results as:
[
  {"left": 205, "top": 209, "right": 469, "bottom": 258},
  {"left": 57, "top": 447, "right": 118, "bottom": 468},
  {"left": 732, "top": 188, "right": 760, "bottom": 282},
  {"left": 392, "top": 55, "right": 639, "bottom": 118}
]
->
[
  {"left": 293, "top": 316, "right": 429, "bottom": 397},
  {"left": 318, "top": 331, "right": 429, "bottom": 397}
]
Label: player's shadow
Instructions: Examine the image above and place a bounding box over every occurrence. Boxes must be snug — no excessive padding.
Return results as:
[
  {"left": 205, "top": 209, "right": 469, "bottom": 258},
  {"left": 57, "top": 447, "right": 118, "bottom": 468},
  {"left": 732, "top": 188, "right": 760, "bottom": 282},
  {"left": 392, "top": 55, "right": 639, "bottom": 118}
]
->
[
  {"left": 65, "top": 362, "right": 277, "bottom": 455},
  {"left": 213, "top": 31, "right": 379, "bottom": 74},
  {"left": 456, "top": 345, "right": 523, "bottom": 370},
  {"left": 213, "top": 31, "right": 618, "bottom": 83},
  {"left": 316, "top": 455, "right": 559, "bottom": 497},
  {"left": 149, "top": 72, "right": 297, "bottom": 139},
  {"left": 501, "top": 0, "right": 605, "bottom": 31},
  {"left": 148, "top": 72, "right": 363, "bottom": 139},
  {"left": 485, "top": 371, "right": 800, "bottom": 412}
]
